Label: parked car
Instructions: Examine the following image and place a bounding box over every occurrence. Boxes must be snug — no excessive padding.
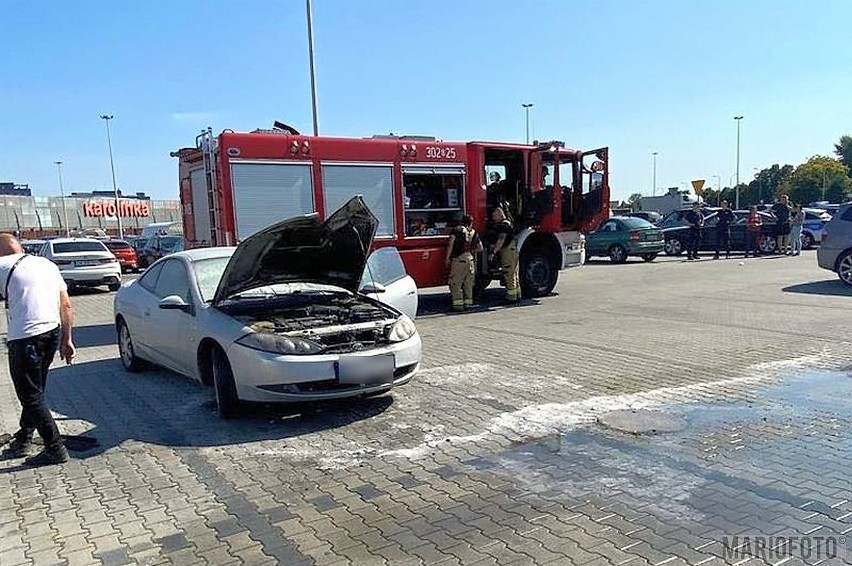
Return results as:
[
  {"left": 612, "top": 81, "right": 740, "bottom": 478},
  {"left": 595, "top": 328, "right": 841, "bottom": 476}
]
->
[
  {"left": 810, "top": 202, "right": 842, "bottom": 215},
  {"left": 817, "top": 203, "right": 852, "bottom": 285},
  {"left": 113, "top": 196, "right": 421, "bottom": 418},
  {"left": 800, "top": 208, "right": 832, "bottom": 249},
  {"left": 103, "top": 239, "right": 139, "bottom": 272},
  {"left": 622, "top": 211, "right": 662, "bottom": 224},
  {"left": 40, "top": 238, "right": 122, "bottom": 291},
  {"left": 661, "top": 210, "right": 777, "bottom": 256},
  {"left": 137, "top": 236, "right": 184, "bottom": 269},
  {"left": 585, "top": 217, "right": 664, "bottom": 263},
  {"left": 21, "top": 239, "right": 46, "bottom": 255}
]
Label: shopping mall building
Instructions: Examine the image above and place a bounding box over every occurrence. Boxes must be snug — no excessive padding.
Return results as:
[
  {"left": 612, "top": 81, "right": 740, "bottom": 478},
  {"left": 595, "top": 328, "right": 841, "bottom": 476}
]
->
[{"left": 0, "top": 184, "right": 182, "bottom": 239}]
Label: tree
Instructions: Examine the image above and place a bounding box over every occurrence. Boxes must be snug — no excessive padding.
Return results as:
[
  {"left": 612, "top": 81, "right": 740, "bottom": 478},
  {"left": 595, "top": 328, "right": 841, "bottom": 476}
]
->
[
  {"left": 787, "top": 155, "right": 852, "bottom": 205},
  {"left": 744, "top": 164, "right": 794, "bottom": 205},
  {"left": 627, "top": 193, "right": 642, "bottom": 211},
  {"left": 835, "top": 135, "right": 852, "bottom": 176}
]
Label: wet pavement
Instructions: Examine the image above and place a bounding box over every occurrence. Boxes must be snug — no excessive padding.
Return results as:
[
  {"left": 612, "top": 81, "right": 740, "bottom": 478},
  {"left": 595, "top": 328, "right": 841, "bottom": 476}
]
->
[
  {"left": 473, "top": 369, "right": 852, "bottom": 564},
  {"left": 2, "top": 253, "right": 852, "bottom": 565}
]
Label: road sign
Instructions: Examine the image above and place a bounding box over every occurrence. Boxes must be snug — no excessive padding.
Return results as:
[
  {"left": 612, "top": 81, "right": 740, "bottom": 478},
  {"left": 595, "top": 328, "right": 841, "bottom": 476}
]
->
[{"left": 691, "top": 179, "right": 706, "bottom": 195}]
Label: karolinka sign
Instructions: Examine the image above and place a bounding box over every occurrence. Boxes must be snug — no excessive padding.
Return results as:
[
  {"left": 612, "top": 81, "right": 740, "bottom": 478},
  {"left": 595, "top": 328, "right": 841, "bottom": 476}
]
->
[{"left": 83, "top": 200, "right": 151, "bottom": 218}]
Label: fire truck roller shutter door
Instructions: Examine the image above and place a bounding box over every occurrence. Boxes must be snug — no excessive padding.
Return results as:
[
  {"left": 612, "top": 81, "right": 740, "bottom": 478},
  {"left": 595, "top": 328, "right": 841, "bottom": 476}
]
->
[
  {"left": 230, "top": 162, "right": 315, "bottom": 241},
  {"left": 322, "top": 164, "right": 395, "bottom": 237}
]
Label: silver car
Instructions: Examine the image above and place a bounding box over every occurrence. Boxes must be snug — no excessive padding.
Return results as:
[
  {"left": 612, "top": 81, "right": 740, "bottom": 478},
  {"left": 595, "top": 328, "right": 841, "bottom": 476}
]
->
[
  {"left": 817, "top": 202, "right": 852, "bottom": 285},
  {"left": 113, "top": 197, "right": 421, "bottom": 417}
]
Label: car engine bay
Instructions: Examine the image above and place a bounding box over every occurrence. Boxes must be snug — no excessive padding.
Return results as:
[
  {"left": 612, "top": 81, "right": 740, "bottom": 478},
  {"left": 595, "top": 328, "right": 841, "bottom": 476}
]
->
[{"left": 234, "top": 294, "right": 400, "bottom": 353}]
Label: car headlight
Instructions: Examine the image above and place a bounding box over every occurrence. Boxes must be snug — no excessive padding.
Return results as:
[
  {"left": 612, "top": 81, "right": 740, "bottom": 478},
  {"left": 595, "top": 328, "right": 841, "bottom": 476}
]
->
[
  {"left": 236, "top": 332, "right": 324, "bottom": 355},
  {"left": 387, "top": 315, "right": 417, "bottom": 343}
]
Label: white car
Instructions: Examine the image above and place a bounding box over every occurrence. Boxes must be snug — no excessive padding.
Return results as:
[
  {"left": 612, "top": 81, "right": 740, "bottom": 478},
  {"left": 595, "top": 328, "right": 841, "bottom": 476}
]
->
[
  {"left": 113, "top": 196, "right": 421, "bottom": 417},
  {"left": 40, "top": 238, "right": 122, "bottom": 291}
]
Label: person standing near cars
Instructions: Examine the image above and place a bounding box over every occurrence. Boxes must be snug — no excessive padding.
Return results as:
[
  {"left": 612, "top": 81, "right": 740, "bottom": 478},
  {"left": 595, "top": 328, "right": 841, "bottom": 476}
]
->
[
  {"left": 490, "top": 207, "right": 520, "bottom": 303},
  {"left": 0, "top": 234, "right": 76, "bottom": 467},
  {"left": 714, "top": 200, "right": 735, "bottom": 260},
  {"left": 789, "top": 204, "right": 805, "bottom": 256},
  {"left": 745, "top": 205, "right": 763, "bottom": 258},
  {"left": 685, "top": 203, "right": 704, "bottom": 260},
  {"left": 772, "top": 195, "right": 792, "bottom": 254},
  {"left": 445, "top": 215, "right": 483, "bottom": 311}
]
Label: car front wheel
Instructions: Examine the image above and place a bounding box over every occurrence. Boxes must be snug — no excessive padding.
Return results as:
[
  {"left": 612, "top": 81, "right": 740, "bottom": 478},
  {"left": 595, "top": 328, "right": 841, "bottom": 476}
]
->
[
  {"left": 664, "top": 238, "right": 683, "bottom": 256},
  {"left": 836, "top": 251, "right": 852, "bottom": 286},
  {"left": 609, "top": 245, "right": 628, "bottom": 264},
  {"left": 641, "top": 253, "right": 658, "bottom": 262},
  {"left": 117, "top": 318, "right": 146, "bottom": 372},
  {"left": 212, "top": 347, "right": 240, "bottom": 419},
  {"left": 802, "top": 232, "right": 815, "bottom": 250}
]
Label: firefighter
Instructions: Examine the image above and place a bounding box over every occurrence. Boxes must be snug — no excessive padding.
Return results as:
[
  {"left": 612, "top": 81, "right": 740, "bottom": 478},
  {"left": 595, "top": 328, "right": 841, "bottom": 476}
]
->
[
  {"left": 486, "top": 171, "right": 511, "bottom": 221},
  {"left": 445, "top": 215, "right": 482, "bottom": 311},
  {"left": 489, "top": 207, "right": 520, "bottom": 303}
]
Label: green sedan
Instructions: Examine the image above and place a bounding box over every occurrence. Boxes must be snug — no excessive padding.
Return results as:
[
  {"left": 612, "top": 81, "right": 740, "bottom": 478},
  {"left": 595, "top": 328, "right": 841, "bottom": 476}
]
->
[{"left": 585, "top": 216, "right": 665, "bottom": 263}]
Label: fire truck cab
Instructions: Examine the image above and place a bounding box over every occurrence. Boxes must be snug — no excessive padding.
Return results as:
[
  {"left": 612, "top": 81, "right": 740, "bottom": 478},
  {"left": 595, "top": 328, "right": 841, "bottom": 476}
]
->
[{"left": 173, "top": 125, "right": 609, "bottom": 298}]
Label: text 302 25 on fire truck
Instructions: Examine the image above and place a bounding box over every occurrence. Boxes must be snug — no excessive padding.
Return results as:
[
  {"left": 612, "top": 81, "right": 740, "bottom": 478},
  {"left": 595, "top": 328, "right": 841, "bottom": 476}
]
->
[{"left": 172, "top": 124, "right": 610, "bottom": 298}]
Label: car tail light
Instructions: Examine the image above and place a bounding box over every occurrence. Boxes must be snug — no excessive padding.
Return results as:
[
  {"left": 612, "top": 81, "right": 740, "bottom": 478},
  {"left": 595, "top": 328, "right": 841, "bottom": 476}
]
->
[
  {"left": 629, "top": 230, "right": 640, "bottom": 241},
  {"left": 821, "top": 230, "right": 828, "bottom": 244},
  {"left": 99, "top": 258, "right": 118, "bottom": 264}
]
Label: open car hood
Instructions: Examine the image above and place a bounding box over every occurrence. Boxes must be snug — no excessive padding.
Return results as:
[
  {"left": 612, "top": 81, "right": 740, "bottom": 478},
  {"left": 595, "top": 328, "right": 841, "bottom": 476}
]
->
[{"left": 212, "top": 196, "right": 379, "bottom": 305}]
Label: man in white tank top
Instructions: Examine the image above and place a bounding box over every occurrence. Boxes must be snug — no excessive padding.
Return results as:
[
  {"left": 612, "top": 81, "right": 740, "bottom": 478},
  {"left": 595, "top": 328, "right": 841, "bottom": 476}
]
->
[{"left": 0, "top": 234, "right": 76, "bottom": 466}]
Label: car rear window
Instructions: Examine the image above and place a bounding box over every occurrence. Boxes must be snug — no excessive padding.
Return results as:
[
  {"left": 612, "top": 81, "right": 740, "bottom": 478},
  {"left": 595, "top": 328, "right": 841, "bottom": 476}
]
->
[
  {"left": 620, "top": 217, "right": 654, "bottom": 229},
  {"left": 53, "top": 241, "right": 108, "bottom": 254},
  {"left": 105, "top": 241, "right": 132, "bottom": 250}
]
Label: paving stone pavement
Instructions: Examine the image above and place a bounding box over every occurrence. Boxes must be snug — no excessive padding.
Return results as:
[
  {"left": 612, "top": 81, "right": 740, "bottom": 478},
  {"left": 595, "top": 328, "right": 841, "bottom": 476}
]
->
[{"left": 1, "top": 252, "right": 852, "bottom": 565}]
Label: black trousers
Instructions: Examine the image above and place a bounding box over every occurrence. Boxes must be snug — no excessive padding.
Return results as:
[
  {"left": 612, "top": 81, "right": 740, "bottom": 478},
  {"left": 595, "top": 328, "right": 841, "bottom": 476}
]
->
[
  {"left": 688, "top": 227, "right": 701, "bottom": 257},
  {"left": 8, "top": 326, "right": 61, "bottom": 447},
  {"left": 715, "top": 227, "right": 731, "bottom": 256},
  {"left": 745, "top": 231, "right": 760, "bottom": 255}
]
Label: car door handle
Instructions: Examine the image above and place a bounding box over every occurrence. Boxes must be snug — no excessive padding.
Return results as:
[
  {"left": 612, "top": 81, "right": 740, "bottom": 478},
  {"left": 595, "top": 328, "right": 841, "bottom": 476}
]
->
[
  {"left": 144, "top": 309, "right": 151, "bottom": 316},
  {"left": 407, "top": 291, "right": 416, "bottom": 295}
]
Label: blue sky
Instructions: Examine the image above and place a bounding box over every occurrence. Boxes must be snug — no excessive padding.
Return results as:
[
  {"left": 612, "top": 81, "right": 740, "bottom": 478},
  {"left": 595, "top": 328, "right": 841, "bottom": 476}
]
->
[{"left": 2, "top": 0, "right": 850, "bottom": 203}]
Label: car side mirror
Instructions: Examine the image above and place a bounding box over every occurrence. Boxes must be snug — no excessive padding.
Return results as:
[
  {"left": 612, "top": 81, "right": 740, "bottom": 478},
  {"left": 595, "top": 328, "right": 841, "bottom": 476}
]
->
[
  {"left": 360, "top": 282, "right": 386, "bottom": 294},
  {"left": 159, "top": 295, "right": 192, "bottom": 313}
]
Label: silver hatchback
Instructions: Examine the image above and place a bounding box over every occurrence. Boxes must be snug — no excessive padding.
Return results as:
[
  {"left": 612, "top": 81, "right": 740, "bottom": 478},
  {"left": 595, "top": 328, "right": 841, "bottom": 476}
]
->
[{"left": 817, "top": 203, "right": 852, "bottom": 285}]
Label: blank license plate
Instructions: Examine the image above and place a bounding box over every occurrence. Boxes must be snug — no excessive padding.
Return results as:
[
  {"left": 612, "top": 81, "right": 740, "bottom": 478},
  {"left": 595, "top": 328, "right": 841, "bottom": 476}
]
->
[
  {"left": 337, "top": 354, "right": 395, "bottom": 385},
  {"left": 75, "top": 260, "right": 99, "bottom": 267}
]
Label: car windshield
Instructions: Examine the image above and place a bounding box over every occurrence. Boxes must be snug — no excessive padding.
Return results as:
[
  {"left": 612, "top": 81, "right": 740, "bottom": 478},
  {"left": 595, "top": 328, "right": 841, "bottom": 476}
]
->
[
  {"left": 193, "top": 257, "right": 231, "bottom": 302},
  {"left": 159, "top": 237, "right": 181, "bottom": 251},
  {"left": 620, "top": 217, "right": 654, "bottom": 229},
  {"left": 53, "top": 241, "right": 108, "bottom": 254}
]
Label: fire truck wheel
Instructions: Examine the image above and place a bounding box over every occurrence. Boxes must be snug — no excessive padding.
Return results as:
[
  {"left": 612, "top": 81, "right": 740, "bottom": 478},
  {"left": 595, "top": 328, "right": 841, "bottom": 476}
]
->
[{"left": 520, "top": 249, "right": 558, "bottom": 298}]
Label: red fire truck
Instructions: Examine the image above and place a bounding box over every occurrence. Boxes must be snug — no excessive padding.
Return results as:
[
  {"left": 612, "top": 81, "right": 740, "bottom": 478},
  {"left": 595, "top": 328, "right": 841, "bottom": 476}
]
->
[{"left": 172, "top": 124, "right": 610, "bottom": 297}]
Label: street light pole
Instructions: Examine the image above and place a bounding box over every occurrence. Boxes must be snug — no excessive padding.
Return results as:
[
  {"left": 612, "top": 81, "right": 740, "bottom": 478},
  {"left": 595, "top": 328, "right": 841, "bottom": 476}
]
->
[
  {"left": 734, "top": 116, "right": 743, "bottom": 210},
  {"left": 99, "top": 114, "right": 124, "bottom": 239},
  {"left": 652, "top": 152, "right": 658, "bottom": 196},
  {"left": 522, "top": 103, "right": 534, "bottom": 144},
  {"left": 54, "top": 161, "right": 70, "bottom": 237},
  {"left": 306, "top": 0, "right": 320, "bottom": 136}
]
